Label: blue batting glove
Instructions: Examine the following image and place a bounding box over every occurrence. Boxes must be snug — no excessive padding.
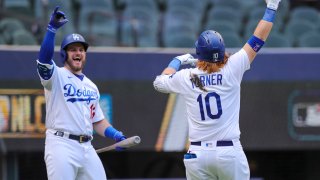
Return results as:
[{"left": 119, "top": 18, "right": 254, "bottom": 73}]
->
[
  {"left": 104, "top": 126, "right": 127, "bottom": 151},
  {"left": 115, "top": 133, "right": 127, "bottom": 151},
  {"left": 47, "top": 6, "right": 68, "bottom": 33},
  {"left": 114, "top": 132, "right": 126, "bottom": 142}
]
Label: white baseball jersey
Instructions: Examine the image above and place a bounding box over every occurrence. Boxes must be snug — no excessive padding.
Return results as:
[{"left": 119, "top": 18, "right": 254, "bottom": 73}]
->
[
  {"left": 37, "top": 60, "right": 107, "bottom": 180},
  {"left": 37, "top": 60, "right": 105, "bottom": 136},
  {"left": 154, "top": 49, "right": 250, "bottom": 142}
]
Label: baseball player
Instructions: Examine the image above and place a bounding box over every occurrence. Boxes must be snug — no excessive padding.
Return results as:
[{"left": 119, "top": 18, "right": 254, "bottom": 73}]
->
[
  {"left": 153, "top": 0, "right": 281, "bottom": 179},
  {"left": 36, "top": 7, "right": 126, "bottom": 180}
]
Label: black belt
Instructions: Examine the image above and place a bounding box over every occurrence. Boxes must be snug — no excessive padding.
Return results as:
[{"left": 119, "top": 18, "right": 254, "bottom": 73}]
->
[
  {"left": 191, "top": 140, "right": 233, "bottom": 146},
  {"left": 54, "top": 131, "right": 92, "bottom": 143}
]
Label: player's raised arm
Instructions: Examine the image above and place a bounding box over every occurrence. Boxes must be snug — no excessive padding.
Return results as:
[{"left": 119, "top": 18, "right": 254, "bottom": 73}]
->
[
  {"left": 160, "top": 54, "right": 196, "bottom": 75},
  {"left": 38, "top": 6, "right": 68, "bottom": 65},
  {"left": 37, "top": 6, "right": 68, "bottom": 81},
  {"left": 243, "top": 0, "right": 281, "bottom": 63},
  {"left": 153, "top": 54, "right": 197, "bottom": 93}
]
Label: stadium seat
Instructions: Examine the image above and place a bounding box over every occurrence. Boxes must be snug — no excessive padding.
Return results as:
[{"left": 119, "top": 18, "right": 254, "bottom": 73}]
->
[
  {"left": 122, "top": 3, "right": 159, "bottom": 26},
  {"left": 3, "top": 0, "right": 33, "bottom": 17},
  {"left": 249, "top": 0, "right": 290, "bottom": 21},
  {"left": 0, "top": 36, "right": 6, "bottom": 44},
  {"left": 243, "top": 19, "right": 282, "bottom": 40},
  {"left": 12, "top": 29, "right": 38, "bottom": 45},
  {"left": 219, "top": 0, "right": 276, "bottom": 20},
  {"left": 121, "top": 0, "right": 158, "bottom": 12},
  {"left": 206, "top": 7, "right": 243, "bottom": 33},
  {"left": 34, "top": 0, "right": 75, "bottom": 23},
  {"left": 264, "top": 32, "right": 292, "bottom": 47},
  {"left": 163, "top": 8, "right": 200, "bottom": 33},
  {"left": 284, "top": 20, "right": 317, "bottom": 46},
  {"left": 211, "top": 0, "right": 248, "bottom": 24},
  {"left": 165, "top": 0, "right": 207, "bottom": 31},
  {"left": 34, "top": 0, "right": 75, "bottom": 45},
  {"left": 0, "top": 18, "right": 26, "bottom": 44},
  {"left": 247, "top": 7, "right": 284, "bottom": 26},
  {"left": 204, "top": 20, "right": 238, "bottom": 35},
  {"left": 212, "top": 0, "right": 244, "bottom": 12},
  {"left": 78, "top": 0, "right": 118, "bottom": 46},
  {"left": 163, "top": 31, "right": 196, "bottom": 48},
  {"left": 238, "top": 0, "right": 258, "bottom": 12},
  {"left": 277, "top": 0, "right": 290, "bottom": 18},
  {"left": 290, "top": 6, "right": 319, "bottom": 24},
  {"left": 120, "top": 6, "right": 159, "bottom": 47},
  {"left": 3, "top": 0, "right": 30, "bottom": 8},
  {"left": 297, "top": 31, "right": 320, "bottom": 47},
  {"left": 167, "top": 0, "right": 209, "bottom": 12},
  {"left": 221, "top": 32, "right": 243, "bottom": 48},
  {"left": 120, "top": 20, "right": 158, "bottom": 47}
]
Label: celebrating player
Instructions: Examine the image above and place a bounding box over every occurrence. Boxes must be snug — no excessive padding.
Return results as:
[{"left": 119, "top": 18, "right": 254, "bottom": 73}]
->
[
  {"left": 153, "top": 0, "right": 281, "bottom": 179},
  {"left": 36, "top": 7, "right": 126, "bottom": 180}
]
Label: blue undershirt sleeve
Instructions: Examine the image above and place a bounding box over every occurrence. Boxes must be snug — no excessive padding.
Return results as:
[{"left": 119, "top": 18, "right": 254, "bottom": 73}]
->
[{"left": 38, "top": 30, "right": 55, "bottom": 65}]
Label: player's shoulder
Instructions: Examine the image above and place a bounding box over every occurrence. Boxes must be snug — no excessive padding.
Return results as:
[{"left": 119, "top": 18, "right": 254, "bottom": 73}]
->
[
  {"left": 226, "top": 49, "right": 250, "bottom": 67},
  {"left": 175, "top": 68, "right": 197, "bottom": 78},
  {"left": 184, "top": 67, "right": 204, "bottom": 75},
  {"left": 229, "top": 49, "right": 248, "bottom": 61}
]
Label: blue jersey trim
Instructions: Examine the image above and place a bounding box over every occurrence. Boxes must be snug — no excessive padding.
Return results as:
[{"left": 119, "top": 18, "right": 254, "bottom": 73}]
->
[{"left": 37, "top": 61, "right": 54, "bottom": 80}]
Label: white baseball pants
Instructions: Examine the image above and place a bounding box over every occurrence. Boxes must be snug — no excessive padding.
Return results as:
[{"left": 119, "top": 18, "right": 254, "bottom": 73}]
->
[{"left": 184, "top": 139, "right": 250, "bottom": 180}]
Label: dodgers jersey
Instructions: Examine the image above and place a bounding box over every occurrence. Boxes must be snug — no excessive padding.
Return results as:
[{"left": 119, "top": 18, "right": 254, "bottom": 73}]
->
[
  {"left": 154, "top": 49, "right": 250, "bottom": 142},
  {"left": 37, "top": 61, "right": 105, "bottom": 136}
]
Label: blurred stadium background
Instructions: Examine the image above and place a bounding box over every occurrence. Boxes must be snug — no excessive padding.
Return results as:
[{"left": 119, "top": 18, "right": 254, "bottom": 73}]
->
[
  {"left": 0, "top": 0, "right": 320, "bottom": 48},
  {"left": 1, "top": 0, "right": 320, "bottom": 179}
]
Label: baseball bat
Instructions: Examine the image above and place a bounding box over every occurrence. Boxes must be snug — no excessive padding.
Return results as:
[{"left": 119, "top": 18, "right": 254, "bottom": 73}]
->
[{"left": 96, "top": 136, "right": 141, "bottom": 153}]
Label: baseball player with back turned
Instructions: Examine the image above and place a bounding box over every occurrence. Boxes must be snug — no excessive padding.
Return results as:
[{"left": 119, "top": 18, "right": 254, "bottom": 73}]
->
[
  {"left": 154, "top": 0, "right": 281, "bottom": 179},
  {"left": 36, "top": 7, "right": 127, "bottom": 180}
]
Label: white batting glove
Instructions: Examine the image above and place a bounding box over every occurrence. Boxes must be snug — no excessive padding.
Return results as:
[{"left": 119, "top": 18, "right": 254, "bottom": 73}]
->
[
  {"left": 174, "top": 54, "right": 197, "bottom": 65},
  {"left": 266, "top": 0, "right": 281, "bottom": 11}
]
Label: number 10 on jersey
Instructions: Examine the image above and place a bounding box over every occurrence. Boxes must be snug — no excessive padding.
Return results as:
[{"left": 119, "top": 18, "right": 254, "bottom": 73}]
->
[{"left": 197, "top": 92, "right": 222, "bottom": 120}]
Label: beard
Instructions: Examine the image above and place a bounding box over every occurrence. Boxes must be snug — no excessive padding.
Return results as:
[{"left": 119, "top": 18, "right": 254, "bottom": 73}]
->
[{"left": 65, "top": 58, "right": 86, "bottom": 73}]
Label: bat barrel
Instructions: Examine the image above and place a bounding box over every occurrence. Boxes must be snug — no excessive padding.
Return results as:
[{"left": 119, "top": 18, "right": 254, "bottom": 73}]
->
[{"left": 96, "top": 135, "right": 141, "bottom": 153}]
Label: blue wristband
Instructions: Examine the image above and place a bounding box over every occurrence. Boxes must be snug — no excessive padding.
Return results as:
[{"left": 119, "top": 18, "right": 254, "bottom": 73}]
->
[
  {"left": 168, "top": 58, "right": 181, "bottom": 71},
  {"left": 104, "top": 126, "right": 118, "bottom": 138},
  {"left": 262, "top": 8, "right": 276, "bottom": 23},
  {"left": 104, "top": 126, "right": 124, "bottom": 142},
  {"left": 247, "top": 35, "right": 265, "bottom": 52}
]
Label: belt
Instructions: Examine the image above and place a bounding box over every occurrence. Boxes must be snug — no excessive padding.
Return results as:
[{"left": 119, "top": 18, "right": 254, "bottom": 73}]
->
[
  {"left": 54, "top": 131, "right": 93, "bottom": 143},
  {"left": 191, "top": 140, "right": 233, "bottom": 147}
]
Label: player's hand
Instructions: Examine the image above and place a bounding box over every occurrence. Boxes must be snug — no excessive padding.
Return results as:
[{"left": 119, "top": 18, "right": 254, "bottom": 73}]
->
[
  {"left": 174, "top": 54, "right": 197, "bottom": 65},
  {"left": 266, "top": 0, "right": 281, "bottom": 11},
  {"left": 47, "top": 6, "right": 68, "bottom": 33},
  {"left": 114, "top": 132, "right": 127, "bottom": 151}
]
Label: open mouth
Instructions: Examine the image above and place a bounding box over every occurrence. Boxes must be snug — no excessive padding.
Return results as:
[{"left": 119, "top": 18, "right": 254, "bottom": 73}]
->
[{"left": 73, "top": 57, "right": 81, "bottom": 62}]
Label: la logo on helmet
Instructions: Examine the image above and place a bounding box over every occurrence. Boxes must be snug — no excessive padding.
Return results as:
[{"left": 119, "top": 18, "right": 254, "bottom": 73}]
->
[{"left": 72, "top": 34, "right": 80, "bottom": 41}]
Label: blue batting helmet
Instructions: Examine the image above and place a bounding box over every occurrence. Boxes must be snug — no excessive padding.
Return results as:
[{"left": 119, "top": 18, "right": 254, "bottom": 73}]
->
[
  {"left": 60, "top": 33, "right": 89, "bottom": 62},
  {"left": 195, "top": 30, "right": 225, "bottom": 63}
]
